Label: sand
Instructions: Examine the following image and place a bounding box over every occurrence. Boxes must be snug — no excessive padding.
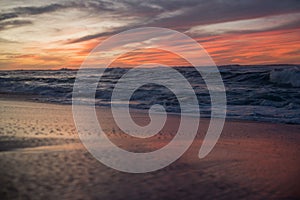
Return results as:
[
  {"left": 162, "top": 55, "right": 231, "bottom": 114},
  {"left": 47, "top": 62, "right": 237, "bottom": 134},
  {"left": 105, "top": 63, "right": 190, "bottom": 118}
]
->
[{"left": 0, "top": 98, "right": 299, "bottom": 200}]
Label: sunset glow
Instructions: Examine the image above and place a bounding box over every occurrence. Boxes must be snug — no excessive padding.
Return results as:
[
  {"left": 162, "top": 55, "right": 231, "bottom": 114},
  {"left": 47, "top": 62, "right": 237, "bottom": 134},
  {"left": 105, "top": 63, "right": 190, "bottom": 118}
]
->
[{"left": 0, "top": 1, "right": 299, "bottom": 70}]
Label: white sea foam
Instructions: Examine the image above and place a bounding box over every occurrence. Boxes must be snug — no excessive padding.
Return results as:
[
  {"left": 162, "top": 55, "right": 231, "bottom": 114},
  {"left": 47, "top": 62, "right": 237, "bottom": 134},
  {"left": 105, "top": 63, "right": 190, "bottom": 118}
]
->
[
  {"left": 1, "top": 65, "right": 300, "bottom": 124},
  {"left": 270, "top": 66, "right": 300, "bottom": 87}
]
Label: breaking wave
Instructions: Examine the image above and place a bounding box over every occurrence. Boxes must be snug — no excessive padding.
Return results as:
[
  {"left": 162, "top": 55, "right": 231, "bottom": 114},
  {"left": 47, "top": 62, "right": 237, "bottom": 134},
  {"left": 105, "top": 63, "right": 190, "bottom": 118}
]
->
[{"left": 1, "top": 65, "right": 299, "bottom": 124}]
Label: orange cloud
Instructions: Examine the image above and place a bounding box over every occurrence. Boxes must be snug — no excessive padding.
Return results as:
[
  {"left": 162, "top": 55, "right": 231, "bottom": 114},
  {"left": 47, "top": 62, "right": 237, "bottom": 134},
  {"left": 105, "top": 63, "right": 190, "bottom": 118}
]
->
[
  {"left": 200, "top": 28, "right": 300, "bottom": 65},
  {"left": 0, "top": 27, "right": 299, "bottom": 70},
  {"left": 109, "top": 48, "right": 192, "bottom": 68}
]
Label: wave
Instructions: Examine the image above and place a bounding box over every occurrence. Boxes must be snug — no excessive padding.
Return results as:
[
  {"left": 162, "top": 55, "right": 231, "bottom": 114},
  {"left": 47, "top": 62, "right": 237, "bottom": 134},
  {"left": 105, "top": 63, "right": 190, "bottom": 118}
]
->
[
  {"left": 269, "top": 66, "right": 300, "bottom": 87},
  {"left": 1, "top": 65, "right": 299, "bottom": 124}
]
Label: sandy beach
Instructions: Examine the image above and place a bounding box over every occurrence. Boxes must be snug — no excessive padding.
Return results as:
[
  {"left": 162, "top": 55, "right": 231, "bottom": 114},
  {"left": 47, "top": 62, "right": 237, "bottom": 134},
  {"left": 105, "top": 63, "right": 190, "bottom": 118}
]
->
[
  {"left": 0, "top": 98, "right": 299, "bottom": 200},
  {"left": 1, "top": 0, "right": 299, "bottom": 199}
]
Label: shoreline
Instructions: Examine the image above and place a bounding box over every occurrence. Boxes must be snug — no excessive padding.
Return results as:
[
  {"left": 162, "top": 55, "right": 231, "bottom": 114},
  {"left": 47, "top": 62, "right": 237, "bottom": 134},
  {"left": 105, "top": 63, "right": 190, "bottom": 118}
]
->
[
  {"left": 0, "top": 97, "right": 299, "bottom": 199},
  {"left": 1, "top": 92, "right": 299, "bottom": 126}
]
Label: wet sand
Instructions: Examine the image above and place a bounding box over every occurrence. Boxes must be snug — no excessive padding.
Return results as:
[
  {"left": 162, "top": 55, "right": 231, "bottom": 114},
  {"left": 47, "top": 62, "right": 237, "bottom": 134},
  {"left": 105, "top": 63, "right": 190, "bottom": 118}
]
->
[{"left": 0, "top": 98, "right": 299, "bottom": 200}]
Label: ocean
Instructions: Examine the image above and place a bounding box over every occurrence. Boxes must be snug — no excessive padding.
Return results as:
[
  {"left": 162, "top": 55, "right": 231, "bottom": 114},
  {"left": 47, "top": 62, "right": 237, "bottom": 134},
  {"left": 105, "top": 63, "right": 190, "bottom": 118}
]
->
[{"left": 1, "top": 65, "right": 299, "bottom": 124}]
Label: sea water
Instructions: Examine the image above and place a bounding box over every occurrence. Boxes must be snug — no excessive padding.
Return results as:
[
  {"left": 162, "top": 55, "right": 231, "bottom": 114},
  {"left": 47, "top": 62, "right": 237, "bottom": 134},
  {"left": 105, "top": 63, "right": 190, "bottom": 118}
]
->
[{"left": 1, "top": 65, "right": 299, "bottom": 124}]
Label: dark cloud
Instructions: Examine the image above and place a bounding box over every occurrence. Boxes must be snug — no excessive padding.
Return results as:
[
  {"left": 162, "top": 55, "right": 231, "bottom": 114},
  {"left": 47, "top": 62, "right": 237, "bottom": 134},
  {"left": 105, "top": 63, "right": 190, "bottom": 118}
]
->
[
  {"left": 0, "top": 13, "right": 18, "bottom": 21},
  {"left": 0, "top": 1, "right": 116, "bottom": 22},
  {"left": 192, "top": 16, "right": 300, "bottom": 39},
  {"left": 146, "top": 0, "right": 300, "bottom": 30},
  {"left": 67, "top": 30, "right": 116, "bottom": 43},
  {"left": 77, "top": 1, "right": 115, "bottom": 12},
  {"left": 67, "top": 0, "right": 300, "bottom": 43},
  {"left": 115, "top": 1, "right": 164, "bottom": 17},
  {"left": 81, "top": 0, "right": 300, "bottom": 30},
  {"left": 67, "top": 25, "right": 141, "bottom": 43},
  {"left": 1, "top": 0, "right": 300, "bottom": 42},
  {"left": 0, "top": 3, "right": 67, "bottom": 32},
  {"left": 0, "top": 1, "right": 121, "bottom": 34},
  {"left": 0, "top": 20, "right": 32, "bottom": 31},
  {"left": 0, "top": 1, "right": 113, "bottom": 31},
  {"left": 14, "top": 3, "right": 65, "bottom": 15},
  {"left": 0, "top": 3, "right": 66, "bottom": 22}
]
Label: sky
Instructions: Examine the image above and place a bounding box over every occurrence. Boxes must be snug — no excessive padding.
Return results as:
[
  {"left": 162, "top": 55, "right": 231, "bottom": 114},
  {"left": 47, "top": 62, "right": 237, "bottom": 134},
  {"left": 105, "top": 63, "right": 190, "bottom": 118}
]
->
[{"left": 0, "top": 0, "right": 299, "bottom": 70}]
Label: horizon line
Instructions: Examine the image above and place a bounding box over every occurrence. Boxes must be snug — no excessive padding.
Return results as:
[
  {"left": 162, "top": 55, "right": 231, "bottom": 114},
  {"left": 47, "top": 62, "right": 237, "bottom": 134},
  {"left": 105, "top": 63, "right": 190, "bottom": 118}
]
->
[{"left": 1, "top": 63, "right": 299, "bottom": 71}]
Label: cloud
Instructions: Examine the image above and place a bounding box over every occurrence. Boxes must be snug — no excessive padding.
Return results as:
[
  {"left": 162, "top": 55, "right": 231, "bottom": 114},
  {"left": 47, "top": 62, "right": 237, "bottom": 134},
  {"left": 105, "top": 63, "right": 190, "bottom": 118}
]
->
[
  {"left": 0, "top": 3, "right": 68, "bottom": 31},
  {"left": 14, "top": 3, "right": 65, "bottom": 15},
  {"left": 67, "top": 29, "right": 120, "bottom": 44},
  {"left": 66, "top": 0, "right": 300, "bottom": 43},
  {"left": 146, "top": 0, "right": 300, "bottom": 30},
  {"left": 0, "top": 20, "right": 32, "bottom": 31},
  {"left": 0, "top": 37, "right": 18, "bottom": 43},
  {"left": 0, "top": 13, "right": 18, "bottom": 21},
  {"left": 186, "top": 13, "right": 300, "bottom": 38},
  {"left": 0, "top": 3, "right": 66, "bottom": 22},
  {"left": 0, "top": 1, "right": 119, "bottom": 33},
  {"left": 66, "top": 25, "right": 140, "bottom": 44},
  {"left": 1, "top": 0, "right": 299, "bottom": 68},
  {"left": 0, "top": 1, "right": 117, "bottom": 21}
]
